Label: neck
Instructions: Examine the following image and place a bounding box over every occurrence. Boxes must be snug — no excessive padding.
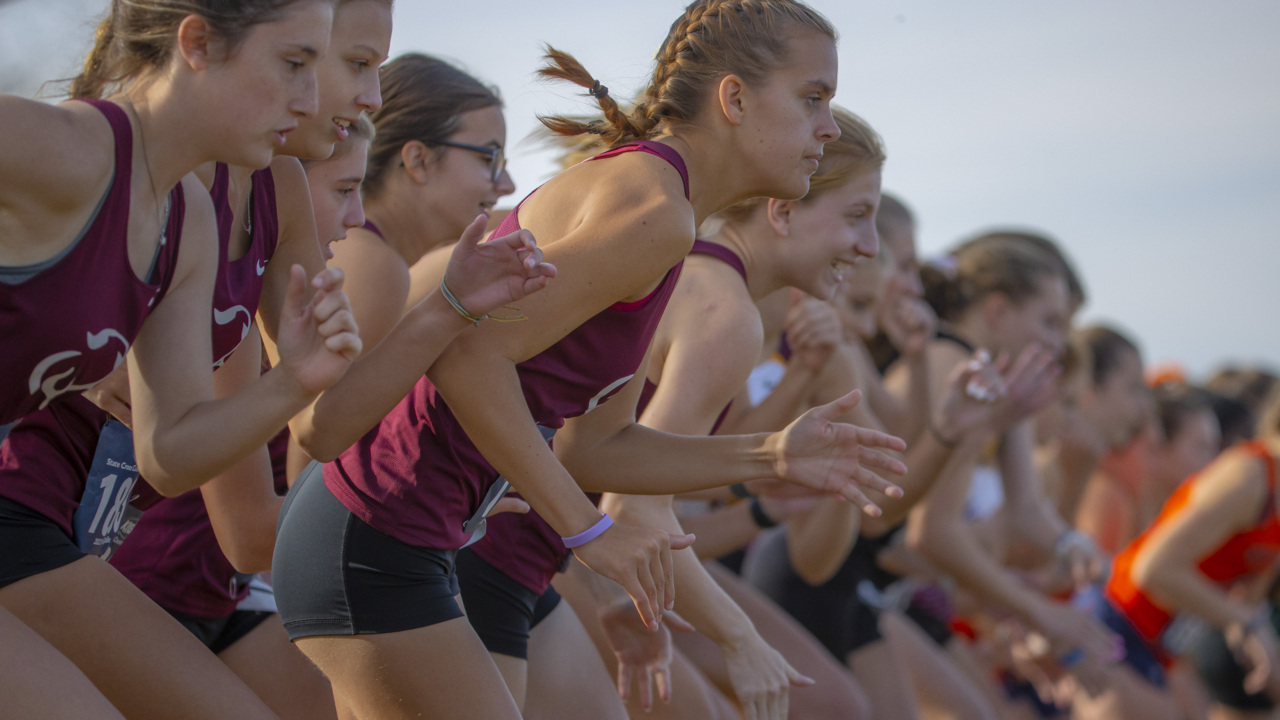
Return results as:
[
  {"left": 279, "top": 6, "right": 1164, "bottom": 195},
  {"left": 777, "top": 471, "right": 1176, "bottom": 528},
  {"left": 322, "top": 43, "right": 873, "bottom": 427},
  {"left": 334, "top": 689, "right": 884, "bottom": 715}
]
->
[
  {"left": 363, "top": 187, "right": 448, "bottom": 266},
  {"left": 704, "top": 220, "right": 791, "bottom": 301},
  {"left": 659, "top": 126, "right": 780, "bottom": 227},
  {"left": 121, "top": 81, "right": 216, "bottom": 196}
]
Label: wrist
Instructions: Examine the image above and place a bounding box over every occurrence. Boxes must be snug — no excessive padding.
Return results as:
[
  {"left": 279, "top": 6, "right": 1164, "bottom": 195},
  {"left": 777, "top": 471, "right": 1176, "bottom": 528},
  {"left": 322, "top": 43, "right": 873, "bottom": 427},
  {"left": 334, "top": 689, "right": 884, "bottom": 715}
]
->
[
  {"left": 562, "top": 513, "right": 613, "bottom": 549},
  {"left": 417, "top": 287, "right": 475, "bottom": 332}
]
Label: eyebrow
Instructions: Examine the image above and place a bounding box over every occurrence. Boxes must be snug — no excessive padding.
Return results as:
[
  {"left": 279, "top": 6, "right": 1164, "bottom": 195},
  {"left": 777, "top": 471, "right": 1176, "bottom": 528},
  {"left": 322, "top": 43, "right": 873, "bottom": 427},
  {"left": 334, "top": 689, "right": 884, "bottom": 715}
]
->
[
  {"left": 353, "top": 44, "right": 384, "bottom": 57},
  {"left": 805, "top": 80, "right": 835, "bottom": 97},
  {"left": 339, "top": 176, "right": 365, "bottom": 184},
  {"left": 287, "top": 44, "right": 320, "bottom": 60}
]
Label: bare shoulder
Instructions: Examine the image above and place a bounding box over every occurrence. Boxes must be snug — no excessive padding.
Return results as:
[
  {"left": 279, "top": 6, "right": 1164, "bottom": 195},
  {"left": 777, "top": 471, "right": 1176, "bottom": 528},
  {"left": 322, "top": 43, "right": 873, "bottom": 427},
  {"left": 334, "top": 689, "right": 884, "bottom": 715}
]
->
[
  {"left": 173, "top": 173, "right": 219, "bottom": 278},
  {"left": 662, "top": 263, "right": 762, "bottom": 377},
  {"left": 0, "top": 97, "right": 115, "bottom": 210}
]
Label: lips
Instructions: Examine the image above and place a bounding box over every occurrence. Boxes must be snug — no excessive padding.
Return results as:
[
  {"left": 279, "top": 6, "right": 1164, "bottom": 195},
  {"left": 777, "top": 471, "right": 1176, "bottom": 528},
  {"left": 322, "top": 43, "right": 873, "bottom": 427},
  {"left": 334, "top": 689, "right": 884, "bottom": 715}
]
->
[{"left": 333, "top": 117, "right": 352, "bottom": 141}]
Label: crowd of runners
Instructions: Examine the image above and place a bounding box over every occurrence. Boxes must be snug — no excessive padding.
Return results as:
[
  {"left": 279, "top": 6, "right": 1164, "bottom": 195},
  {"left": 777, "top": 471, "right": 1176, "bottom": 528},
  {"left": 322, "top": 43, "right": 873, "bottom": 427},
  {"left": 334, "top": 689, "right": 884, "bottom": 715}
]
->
[{"left": 2, "top": 1, "right": 1278, "bottom": 719}]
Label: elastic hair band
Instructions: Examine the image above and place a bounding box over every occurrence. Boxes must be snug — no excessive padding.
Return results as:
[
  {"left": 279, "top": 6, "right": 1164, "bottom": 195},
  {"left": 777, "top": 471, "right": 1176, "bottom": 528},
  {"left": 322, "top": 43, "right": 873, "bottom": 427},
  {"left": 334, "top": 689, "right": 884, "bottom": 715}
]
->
[
  {"left": 439, "top": 277, "right": 527, "bottom": 327},
  {"left": 588, "top": 80, "right": 609, "bottom": 99},
  {"left": 562, "top": 513, "right": 613, "bottom": 549},
  {"left": 729, "top": 483, "right": 753, "bottom": 500},
  {"left": 749, "top": 497, "right": 778, "bottom": 529}
]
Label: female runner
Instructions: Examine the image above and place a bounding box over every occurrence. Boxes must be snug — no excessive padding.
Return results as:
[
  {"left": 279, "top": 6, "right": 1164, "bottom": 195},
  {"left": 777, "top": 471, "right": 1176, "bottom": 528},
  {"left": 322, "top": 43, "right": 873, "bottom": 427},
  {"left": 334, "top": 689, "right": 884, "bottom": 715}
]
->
[
  {"left": 1077, "top": 392, "right": 1280, "bottom": 720},
  {"left": 0, "top": 1, "right": 364, "bottom": 716},
  {"left": 273, "top": 2, "right": 909, "bottom": 718}
]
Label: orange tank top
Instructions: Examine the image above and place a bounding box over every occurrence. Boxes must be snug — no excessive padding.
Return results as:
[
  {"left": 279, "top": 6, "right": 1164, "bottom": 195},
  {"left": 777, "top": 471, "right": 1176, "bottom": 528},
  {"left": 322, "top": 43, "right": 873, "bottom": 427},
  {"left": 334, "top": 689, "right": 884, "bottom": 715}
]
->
[{"left": 1106, "top": 441, "right": 1280, "bottom": 643}]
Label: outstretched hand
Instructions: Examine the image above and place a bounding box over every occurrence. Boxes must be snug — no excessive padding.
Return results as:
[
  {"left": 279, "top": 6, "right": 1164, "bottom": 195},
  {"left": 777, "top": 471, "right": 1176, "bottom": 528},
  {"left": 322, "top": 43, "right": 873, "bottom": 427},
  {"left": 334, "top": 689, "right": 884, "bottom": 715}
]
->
[
  {"left": 934, "top": 344, "right": 1061, "bottom": 443},
  {"left": 772, "top": 390, "right": 907, "bottom": 516},
  {"left": 599, "top": 601, "right": 694, "bottom": 710},
  {"left": 573, "top": 523, "right": 695, "bottom": 632},
  {"left": 275, "top": 264, "right": 362, "bottom": 397},
  {"left": 443, "top": 213, "right": 557, "bottom": 318}
]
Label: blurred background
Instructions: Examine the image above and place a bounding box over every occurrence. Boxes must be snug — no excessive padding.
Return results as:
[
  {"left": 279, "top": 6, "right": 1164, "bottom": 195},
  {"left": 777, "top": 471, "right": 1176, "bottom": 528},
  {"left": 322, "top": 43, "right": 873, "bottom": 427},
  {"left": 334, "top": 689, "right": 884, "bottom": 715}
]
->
[{"left": 3, "top": 0, "right": 1277, "bottom": 375}]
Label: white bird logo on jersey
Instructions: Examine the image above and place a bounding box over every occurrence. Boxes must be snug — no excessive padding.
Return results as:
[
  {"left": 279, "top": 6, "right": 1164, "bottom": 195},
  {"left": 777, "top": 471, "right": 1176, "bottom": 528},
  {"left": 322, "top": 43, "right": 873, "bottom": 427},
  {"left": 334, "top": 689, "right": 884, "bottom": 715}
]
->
[
  {"left": 212, "top": 305, "right": 253, "bottom": 368},
  {"left": 256, "top": 259, "right": 268, "bottom": 276},
  {"left": 28, "top": 328, "right": 130, "bottom": 409},
  {"left": 585, "top": 375, "right": 635, "bottom": 414}
]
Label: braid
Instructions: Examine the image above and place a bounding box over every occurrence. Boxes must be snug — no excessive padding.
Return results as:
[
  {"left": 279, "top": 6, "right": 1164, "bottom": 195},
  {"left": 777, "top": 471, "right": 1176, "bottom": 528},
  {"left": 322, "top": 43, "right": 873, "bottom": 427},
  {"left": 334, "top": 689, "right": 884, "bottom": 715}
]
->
[
  {"left": 538, "top": 0, "right": 834, "bottom": 146},
  {"left": 537, "top": 47, "right": 654, "bottom": 146}
]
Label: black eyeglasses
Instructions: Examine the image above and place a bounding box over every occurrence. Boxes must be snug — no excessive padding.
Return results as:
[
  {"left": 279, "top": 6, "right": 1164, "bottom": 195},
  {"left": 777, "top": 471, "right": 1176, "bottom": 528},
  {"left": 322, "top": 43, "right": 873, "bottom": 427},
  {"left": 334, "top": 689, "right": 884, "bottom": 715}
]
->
[{"left": 426, "top": 140, "right": 506, "bottom": 183}]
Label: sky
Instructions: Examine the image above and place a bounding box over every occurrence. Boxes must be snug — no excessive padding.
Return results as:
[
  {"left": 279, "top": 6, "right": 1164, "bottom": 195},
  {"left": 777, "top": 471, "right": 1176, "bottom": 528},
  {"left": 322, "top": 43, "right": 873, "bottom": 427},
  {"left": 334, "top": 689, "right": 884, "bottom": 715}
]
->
[{"left": 3, "top": 0, "right": 1278, "bottom": 377}]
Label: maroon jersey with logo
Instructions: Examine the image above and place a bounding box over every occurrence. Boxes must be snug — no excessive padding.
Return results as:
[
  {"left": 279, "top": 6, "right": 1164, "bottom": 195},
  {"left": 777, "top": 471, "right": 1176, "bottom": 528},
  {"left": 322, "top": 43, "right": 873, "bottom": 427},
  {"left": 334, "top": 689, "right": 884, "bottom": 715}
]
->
[
  {"left": 0, "top": 99, "right": 185, "bottom": 529},
  {"left": 470, "top": 240, "right": 744, "bottom": 593},
  {"left": 110, "top": 165, "right": 281, "bottom": 618},
  {"left": 325, "top": 141, "right": 689, "bottom": 550},
  {"left": 0, "top": 98, "right": 182, "bottom": 425}
]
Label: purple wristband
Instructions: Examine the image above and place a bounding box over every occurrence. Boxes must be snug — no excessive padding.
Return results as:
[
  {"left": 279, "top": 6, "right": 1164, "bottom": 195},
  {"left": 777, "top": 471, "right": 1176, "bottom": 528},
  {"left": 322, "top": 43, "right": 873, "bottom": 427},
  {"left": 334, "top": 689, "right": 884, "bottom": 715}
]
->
[{"left": 562, "top": 513, "right": 613, "bottom": 549}]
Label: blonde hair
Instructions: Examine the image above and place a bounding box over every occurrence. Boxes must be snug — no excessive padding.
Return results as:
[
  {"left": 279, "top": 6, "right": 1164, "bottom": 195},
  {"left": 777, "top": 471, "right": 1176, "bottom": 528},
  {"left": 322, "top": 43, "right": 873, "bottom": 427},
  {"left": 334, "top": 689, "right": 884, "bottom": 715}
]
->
[
  {"left": 718, "top": 106, "right": 885, "bottom": 224},
  {"left": 538, "top": 0, "right": 836, "bottom": 147}
]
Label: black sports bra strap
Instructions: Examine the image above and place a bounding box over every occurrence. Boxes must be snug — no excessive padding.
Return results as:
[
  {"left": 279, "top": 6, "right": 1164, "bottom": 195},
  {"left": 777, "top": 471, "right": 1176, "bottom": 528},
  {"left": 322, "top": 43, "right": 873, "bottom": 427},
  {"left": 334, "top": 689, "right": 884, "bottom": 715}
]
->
[{"left": 935, "top": 329, "right": 976, "bottom": 353}]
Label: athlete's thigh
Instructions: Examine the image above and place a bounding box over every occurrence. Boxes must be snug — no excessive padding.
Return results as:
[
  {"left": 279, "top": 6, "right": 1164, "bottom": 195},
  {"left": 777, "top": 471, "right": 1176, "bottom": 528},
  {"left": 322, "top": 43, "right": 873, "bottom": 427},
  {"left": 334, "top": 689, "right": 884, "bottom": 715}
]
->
[
  {"left": 847, "top": 637, "right": 923, "bottom": 720},
  {"left": 295, "top": 616, "right": 522, "bottom": 720},
  {"left": 218, "top": 612, "right": 339, "bottom": 720},
  {"left": 1070, "top": 664, "right": 1183, "bottom": 720},
  {"left": 525, "top": 599, "right": 627, "bottom": 720},
  {"left": 0, "top": 556, "right": 275, "bottom": 720},
  {"left": 0, "top": 605, "right": 124, "bottom": 719},
  {"left": 706, "top": 560, "right": 871, "bottom": 719},
  {"left": 880, "top": 609, "right": 997, "bottom": 720}
]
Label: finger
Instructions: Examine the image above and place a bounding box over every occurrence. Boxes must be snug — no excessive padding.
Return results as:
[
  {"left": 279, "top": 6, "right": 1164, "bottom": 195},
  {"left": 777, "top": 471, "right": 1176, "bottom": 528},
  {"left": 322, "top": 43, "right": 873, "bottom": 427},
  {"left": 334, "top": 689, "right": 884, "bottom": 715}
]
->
[
  {"left": 455, "top": 214, "right": 489, "bottom": 254},
  {"left": 663, "top": 610, "right": 696, "bottom": 633},
  {"left": 836, "top": 483, "right": 880, "bottom": 516},
  {"left": 786, "top": 663, "right": 815, "bottom": 687},
  {"left": 323, "top": 332, "right": 363, "bottom": 358},
  {"left": 668, "top": 532, "right": 696, "bottom": 552},
  {"left": 624, "top": 576, "right": 657, "bottom": 631},
  {"left": 310, "top": 266, "right": 346, "bottom": 293},
  {"left": 844, "top": 424, "right": 908, "bottom": 453},
  {"left": 309, "top": 288, "right": 350, "bottom": 325},
  {"left": 317, "top": 308, "right": 358, "bottom": 338},
  {"left": 857, "top": 446, "right": 908, "bottom": 477},
  {"left": 742, "top": 696, "right": 760, "bottom": 720},
  {"left": 617, "top": 664, "right": 631, "bottom": 701},
  {"left": 655, "top": 665, "right": 672, "bottom": 703},
  {"left": 640, "top": 664, "right": 654, "bottom": 710},
  {"left": 651, "top": 537, "right": 670, "bottom": 616}
]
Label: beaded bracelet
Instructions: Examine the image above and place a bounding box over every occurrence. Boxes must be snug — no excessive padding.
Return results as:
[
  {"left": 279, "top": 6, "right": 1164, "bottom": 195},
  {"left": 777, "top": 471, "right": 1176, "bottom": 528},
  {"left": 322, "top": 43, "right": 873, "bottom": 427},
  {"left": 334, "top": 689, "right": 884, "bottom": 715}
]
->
[{"left": 562, "top": 513, "right": 614, "bottom": 549}]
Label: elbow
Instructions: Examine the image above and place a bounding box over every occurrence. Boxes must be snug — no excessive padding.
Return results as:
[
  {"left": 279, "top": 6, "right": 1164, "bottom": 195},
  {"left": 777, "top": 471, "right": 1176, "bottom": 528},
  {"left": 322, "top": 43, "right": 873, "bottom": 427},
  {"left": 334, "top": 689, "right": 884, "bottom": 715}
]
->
[
  {"left": 793, "top": 556, "right": 840, "bottom": 587},
  {"left": 136, "top": 452, "right": 200, "bottom": 498},
  {"left": 291, "top": 424, "right": 341, "bottom": 464},
  {"left": 1130, "top": 549, "right": 1171, "bottom": 598},
  {"left": 224, "top": 542, "right": 274, "bottom": 575}
]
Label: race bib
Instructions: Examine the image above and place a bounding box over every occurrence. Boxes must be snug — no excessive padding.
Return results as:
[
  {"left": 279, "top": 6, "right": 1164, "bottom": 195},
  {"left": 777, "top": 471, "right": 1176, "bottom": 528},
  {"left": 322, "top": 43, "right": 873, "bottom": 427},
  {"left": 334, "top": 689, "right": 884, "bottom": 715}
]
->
[{"left": 72, "top": 419, "right": 143, "bottom": 559}]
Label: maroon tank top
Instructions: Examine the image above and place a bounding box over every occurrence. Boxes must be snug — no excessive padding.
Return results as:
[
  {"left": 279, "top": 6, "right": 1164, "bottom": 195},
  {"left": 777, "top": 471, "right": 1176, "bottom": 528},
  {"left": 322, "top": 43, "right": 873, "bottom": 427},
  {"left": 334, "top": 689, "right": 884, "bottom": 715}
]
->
[
  {"left": 0, "top": 99, "right": 186, "bottom": 532},
  {"left": 0, "top": 99, "right": 183, "bottom": 425},
  {"left": 324, "top": 141, "right": 689, "bottom": 550},
  {"left": 468, "top": 239, "right": 742, "bottom": 593},
  {"left": 110, "top": 165, "right": 282, "bottom": 618}
]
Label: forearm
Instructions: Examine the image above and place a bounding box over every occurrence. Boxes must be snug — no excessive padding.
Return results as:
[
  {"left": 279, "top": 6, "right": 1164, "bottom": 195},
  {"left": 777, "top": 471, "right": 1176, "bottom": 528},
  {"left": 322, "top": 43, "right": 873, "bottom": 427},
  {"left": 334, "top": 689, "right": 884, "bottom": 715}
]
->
[
  {"left": 786, "top": 499, "right": 860, "bottom": 585},
  {"left": 199, "top": 446, "right": 283, "bottom": 573},
  {"left": 560, "top": 422, "right": 778, "bottom": 495},
  {"left": 293, "top": 292, "right": 470, "bottom": 461},
  {"left": 678, "top": 501, "right": 762, "bottom": 560},
  {"left": 1140, "top": 563, "right": 1257, "bottom": 629},
  {"left": 716, "top": 363, "right": 817, "bottom": 435},
  {"left": 864, "top": 426, "right": 958, "bottom": 531}
]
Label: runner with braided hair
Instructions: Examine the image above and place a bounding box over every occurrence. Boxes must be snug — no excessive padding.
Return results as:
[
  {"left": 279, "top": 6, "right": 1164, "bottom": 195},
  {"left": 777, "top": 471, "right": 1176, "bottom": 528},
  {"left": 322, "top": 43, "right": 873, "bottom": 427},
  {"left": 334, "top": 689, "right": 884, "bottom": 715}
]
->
[{"left": 273, "top": 1, "right": 908, "bottom": 717}]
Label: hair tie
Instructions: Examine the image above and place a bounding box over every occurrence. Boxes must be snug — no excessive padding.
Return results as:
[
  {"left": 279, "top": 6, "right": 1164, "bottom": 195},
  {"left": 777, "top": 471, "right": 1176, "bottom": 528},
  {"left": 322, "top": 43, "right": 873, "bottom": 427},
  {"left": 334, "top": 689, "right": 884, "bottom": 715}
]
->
[{"left": 588, "top": 80, "right": 609, "bottom": 99}]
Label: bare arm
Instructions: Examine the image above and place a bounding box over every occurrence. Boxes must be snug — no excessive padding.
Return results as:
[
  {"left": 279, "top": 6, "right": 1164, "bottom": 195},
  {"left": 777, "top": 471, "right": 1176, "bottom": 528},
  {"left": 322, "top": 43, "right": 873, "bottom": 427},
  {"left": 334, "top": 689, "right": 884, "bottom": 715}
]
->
[{"left": 198, "top": 327, "right": 282, "bottom": 573}]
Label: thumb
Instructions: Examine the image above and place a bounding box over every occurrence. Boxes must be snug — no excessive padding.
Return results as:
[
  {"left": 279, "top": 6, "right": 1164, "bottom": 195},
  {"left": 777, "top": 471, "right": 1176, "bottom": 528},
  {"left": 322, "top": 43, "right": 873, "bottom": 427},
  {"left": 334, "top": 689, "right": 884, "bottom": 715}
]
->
[
  {"left": 786, "top": 662, "right": 816, "bottom": 687},
  {"left": 814, "top": 389, "right": 862, "bottom": 422},
  {"left": 667, "top": 533, "right": 696, "bottom": 551},
  {"left": 454, "top": 213, "right": 490, "bottom": 255},
  {"left": 282, "top": 264, "right": 309, "bottom": 319}
]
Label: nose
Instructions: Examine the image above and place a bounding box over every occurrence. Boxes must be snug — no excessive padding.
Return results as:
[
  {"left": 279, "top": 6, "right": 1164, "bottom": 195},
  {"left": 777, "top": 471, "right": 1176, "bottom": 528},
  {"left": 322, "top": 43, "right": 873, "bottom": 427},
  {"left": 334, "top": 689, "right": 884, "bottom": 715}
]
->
[
  {"left": 494, "top": 167, "right": 516, "bottom": 198},
  {"left": 357, "top": 75, "right": 382, "bottom": 114},
  {"left": 856, "top": 228, "right": 879, "bottom": 259},
  {"left": 294, "top": 69, "right": 319, "bottom": 119},
  {"left": 345, "top": 196, "right": 366, "bottom": 230},
  {"left": 818, "top": 106, "right": 840, "bottom": 143}
]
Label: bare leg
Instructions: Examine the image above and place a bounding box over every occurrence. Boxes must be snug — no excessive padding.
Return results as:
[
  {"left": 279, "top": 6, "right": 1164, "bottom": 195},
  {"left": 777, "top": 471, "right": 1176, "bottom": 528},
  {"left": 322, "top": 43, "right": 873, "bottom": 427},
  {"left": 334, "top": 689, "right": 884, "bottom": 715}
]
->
[
  {"left": 490, "top": 652, "right": 529, "bottom": 709},
  {"left": 217, "top": 613, "right": 338, "bottom": 720},
  {"left": 524, "top": 599, "right": 628, "bottom": 720},
  {"left": 848, "top": 637, "right": 923, "bottom": 720},
  {"left": 1070, "top": 664, "right": 1184, "bottom": 720},
  {"left": 295, "top": 616, "right": 521, "bottom": 720},
  {"left": 0, "top": 556, "right": 275, "bottom": 719},
  {"left": 706, "top": 561, "right": 873, "bottom": 719},
  {"left": 0, "top": 606, "right": 125, "bottom": 719},
  {"left": 880, "top": 610, "right": 997, "bottom": 720}
]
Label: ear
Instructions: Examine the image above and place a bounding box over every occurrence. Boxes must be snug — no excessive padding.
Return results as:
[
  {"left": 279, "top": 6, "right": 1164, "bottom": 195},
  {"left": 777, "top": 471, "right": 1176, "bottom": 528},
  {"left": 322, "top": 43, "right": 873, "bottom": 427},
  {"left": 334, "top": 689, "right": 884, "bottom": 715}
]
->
[
  {"left": 399, "top": 141, "right": 436, "bottom": 184},
  {"left": 765, "top": 198, "right": 796, "bottom": 237},
  {"left": 175, "top": 15, "right": 214, "bottom": 71},
  {"left": 981, "top": 291, "right": 1011, "bottom": 331},
  {"left": 716, "top": 74, "right": 747, "bottom": 126}
]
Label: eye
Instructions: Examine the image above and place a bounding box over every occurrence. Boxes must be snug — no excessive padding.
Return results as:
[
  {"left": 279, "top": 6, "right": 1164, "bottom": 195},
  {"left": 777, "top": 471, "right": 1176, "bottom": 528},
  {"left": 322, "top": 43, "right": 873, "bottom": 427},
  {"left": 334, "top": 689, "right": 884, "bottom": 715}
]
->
[
  {"left": 286, "top": 57, "right": 305, "bottom": 72},
  {"left": 350, "top": 58, "right": 369, "bottom": 72}
]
